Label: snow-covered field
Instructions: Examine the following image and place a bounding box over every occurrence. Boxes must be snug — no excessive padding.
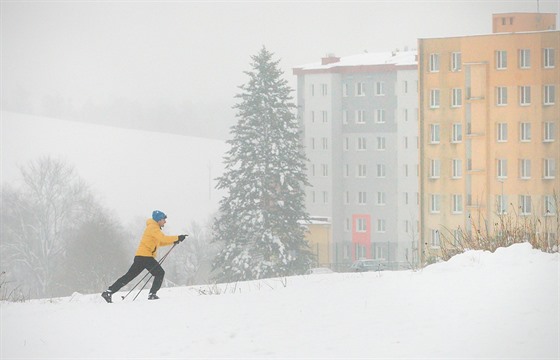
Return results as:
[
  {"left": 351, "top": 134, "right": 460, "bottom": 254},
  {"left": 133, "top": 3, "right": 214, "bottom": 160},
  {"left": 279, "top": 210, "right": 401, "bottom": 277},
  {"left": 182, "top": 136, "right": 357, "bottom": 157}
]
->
[
  {"left": 1, "top": 243, "right": 558, "bottom": 359},
  {"left": 0, "top": 111, "right": 227, "bottom": 232}
]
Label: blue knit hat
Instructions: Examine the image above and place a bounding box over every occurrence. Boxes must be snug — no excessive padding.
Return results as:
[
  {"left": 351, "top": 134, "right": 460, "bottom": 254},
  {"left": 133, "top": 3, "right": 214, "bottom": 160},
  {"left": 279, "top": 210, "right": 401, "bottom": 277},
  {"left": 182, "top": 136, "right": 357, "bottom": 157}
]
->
[{"left": 152, "top": 210, "right": 167, "bottom": 221}]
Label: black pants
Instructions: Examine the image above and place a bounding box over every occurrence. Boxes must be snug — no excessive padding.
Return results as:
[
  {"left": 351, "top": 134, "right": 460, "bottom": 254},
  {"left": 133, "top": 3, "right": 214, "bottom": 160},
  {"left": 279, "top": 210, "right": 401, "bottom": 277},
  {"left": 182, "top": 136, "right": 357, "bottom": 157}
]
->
[{"left": 108, "top": 256, "right": 165, "bottom": 294}]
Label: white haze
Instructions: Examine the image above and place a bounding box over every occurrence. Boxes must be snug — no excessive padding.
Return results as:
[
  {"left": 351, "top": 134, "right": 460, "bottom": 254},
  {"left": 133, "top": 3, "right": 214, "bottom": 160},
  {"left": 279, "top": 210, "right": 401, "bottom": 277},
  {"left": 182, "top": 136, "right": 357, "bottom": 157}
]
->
[
  {"left": 2, "top": 1, "right": 559, "bottom": 139},
  {"left": 0, "top": 111, "right": 227, "bottom": 233},
  {"left": 1, "top": 243, "right": 558, "bottom": 359}
]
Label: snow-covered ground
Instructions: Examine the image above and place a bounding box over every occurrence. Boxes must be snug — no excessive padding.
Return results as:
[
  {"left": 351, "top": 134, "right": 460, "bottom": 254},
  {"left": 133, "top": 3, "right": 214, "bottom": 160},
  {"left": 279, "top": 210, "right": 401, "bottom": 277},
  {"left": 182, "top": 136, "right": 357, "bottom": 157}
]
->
[
  {"left": 1, "top": 243, "right": 558, "bottom": 359},
  {"left": 1, "top": 111, "right": 227, "bottom": 232}
]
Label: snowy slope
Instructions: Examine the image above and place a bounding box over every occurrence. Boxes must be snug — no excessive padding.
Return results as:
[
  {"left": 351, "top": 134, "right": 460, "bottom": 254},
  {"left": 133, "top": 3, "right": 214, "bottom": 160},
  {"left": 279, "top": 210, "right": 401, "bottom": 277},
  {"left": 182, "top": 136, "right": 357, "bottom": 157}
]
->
[
  {"left": 1, "top": 243, "right": 558, "bottom": 359},
  {"left": 0, "top": 111, "right": 227, "bottom": 232}
]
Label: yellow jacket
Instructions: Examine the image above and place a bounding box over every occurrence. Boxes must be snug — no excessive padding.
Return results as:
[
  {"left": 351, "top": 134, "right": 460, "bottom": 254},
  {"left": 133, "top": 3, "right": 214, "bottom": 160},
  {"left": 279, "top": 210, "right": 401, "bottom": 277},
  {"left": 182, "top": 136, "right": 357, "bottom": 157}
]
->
[{"left": 135, "top": 219, "right": 178, "bottom": 258}]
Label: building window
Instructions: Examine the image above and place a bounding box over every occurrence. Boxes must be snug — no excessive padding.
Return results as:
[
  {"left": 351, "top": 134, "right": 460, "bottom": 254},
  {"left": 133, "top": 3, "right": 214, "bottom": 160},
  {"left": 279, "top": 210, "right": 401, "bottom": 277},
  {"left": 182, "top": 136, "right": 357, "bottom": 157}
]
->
[
  {"left": 519, "top": 195, "right": 532, "bottom": 215},
  {"left": 544, "top": 195, "right": 557, "bottom": 216},
  {"left": 496, "top": 50, "right": 507, "bottom": 70},
  {"left": 543, "top": 159, "right": 556, "bottom": 179},
  {"left": 452, "top": 194, "right": 463, "bottom": 214},
  {"left": 321, "top": 84, "right": 328, "bottom": 96},
  {"left": 344, "top": 191, "right": 350, "bottom": 204},
  {"left": 430, "top": 124, "right": 440, "bottom": 143},
  {"left": 497, "top": 159, "right": 508, "bottom": 179},
  {"left": 543, "top": 122, "right": 555, "bottom": 142},
  {"left": 358, "top": 191, "right": 367, "bottom": 205},
  {"left": 429, "top": 53, "right": 440, "bottom": 72},
  {"left": 344, "top": 164, "right": 349, "bottom": 177},
  {"left": 430, "top": 159, "right": 441, "bottom": 179},
  {"left": 356, "top": 82, "right": 365, "bottom": 96},
  {"left": 376, "top": 137, "right": 386, "bottom": 151},
  {"left": 310, "top": 84, "right": 315, "bottom": 96},
  {"left": 377, "top": 219, "right": 386, "bottom": 232},
  {"left": 497, "top": 123, "right": 508, "bottom": 142},
  {"left": 431, "top": 229, "right": 440, "bottom": 247},
  {"left": 452, "top": 159, "right": 462, "bottom": 179},
  {"left": 376, "top": 164, "right": 386, "bottom": 178},
  {"left": 452, "top": 123, "right": 463, "bottom": 143},
  {"left": 519, "top": 86, "right": 531, "bottom": 106},
  {"left": 357, "top": 164, "right": 366, "bottom": 178},
  {"left": 519, "top": 49, "right": 531, "bottom": 69},
  {"left": 375, "top": 81, "right": 385, "bottom": 96},
  {"left": 451, "top": 88, "right": 463, "bottom": 107},
  {"left": 344, "top": 137, "right": 349, "bottom": 151},
  {"left": 323, "top": 191, "right": 329, "bottom": 204},
  {"left": 544, "top": 48, "right": 555, "bottom": 68},
  {"left": 544, "top": 85, "right": 555, "bottom": 105},
  {"left": 430, "top": 194, "right": 441, "bottom": 213},
  {"left": 451, "top": 52, "right": 462, "bottom": 72},
  {"left": 496, "top": 86, "right": 508, "bottom": 106},
  {"left": 375, "top": 109, "right": 386, "bottom": 123},
  {"left": 322, "top": 111, "right": 328, "bottom": 123},
  {"left": 342, "top": 110, "right": 348, "bottom": 124},
  {"left": 430, "top": 89, "right": 440, "bottom": 108},
  {"left": 310, "top": 111, "right": 315, "bottom": 123},
  {"left": 357, "top": 137, "right": 367, "bottom": 151},
  {"left": 321, "top": 164, "right": 329, "bottom": 177},
  {"left": 520, "top": 123, "right": 531, "bottom": 142},
  {"left": 356, "top": 218, "right": 367, "bottom": 232},
  {"left": 342, "top": 83, "right": 349, "bottom": 97},
  {"left": 497, "top": 195, "right": 508, "bottom": 214},
  {"left": 355, "top": 110, "right": 366, "bottom": 124},
  {"left": 377, "top": 192, "right": 386, "bottom": 205},
  {"left": 322, "top": 137, "right": 328, "bottom": 150},
  {"left": 519, "top": 159, "right": 531, "bottom": 179}
]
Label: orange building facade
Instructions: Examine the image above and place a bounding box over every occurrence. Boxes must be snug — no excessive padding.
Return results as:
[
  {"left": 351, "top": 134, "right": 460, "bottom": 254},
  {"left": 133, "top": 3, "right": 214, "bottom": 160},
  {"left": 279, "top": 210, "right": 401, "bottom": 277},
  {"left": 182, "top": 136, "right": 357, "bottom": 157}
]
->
[{"left": 418, "top": 13, "right": 559, "bottom": 262}]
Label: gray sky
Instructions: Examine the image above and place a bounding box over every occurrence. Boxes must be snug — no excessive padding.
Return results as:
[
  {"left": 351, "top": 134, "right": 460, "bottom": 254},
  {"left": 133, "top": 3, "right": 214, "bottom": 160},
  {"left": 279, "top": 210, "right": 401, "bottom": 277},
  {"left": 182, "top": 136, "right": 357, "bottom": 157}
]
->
[{"left": 2, "top": 1, "right": 559, "bottom": 138}]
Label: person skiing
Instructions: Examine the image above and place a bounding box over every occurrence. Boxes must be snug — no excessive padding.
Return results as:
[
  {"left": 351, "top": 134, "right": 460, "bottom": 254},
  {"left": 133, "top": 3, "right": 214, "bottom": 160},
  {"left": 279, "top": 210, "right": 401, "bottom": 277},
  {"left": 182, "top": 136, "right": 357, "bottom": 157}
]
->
[{"left": 101, "top": 210, "right": 187, "bottom": 302}]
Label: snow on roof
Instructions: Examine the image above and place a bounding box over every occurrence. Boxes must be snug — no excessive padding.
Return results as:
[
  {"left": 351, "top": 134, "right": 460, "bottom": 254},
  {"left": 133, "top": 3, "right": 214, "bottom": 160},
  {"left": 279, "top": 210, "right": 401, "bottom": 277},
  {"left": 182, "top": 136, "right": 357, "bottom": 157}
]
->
[{"left": 295, "top": 50, "right": 417, "bottom": 71}]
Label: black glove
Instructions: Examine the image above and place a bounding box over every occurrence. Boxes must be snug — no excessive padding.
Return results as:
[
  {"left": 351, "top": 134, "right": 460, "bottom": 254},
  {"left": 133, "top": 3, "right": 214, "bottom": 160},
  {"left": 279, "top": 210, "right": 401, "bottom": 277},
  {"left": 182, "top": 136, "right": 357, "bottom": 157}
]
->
[{"left": 175, "top": 234, "right": 187, "bottom": 244}]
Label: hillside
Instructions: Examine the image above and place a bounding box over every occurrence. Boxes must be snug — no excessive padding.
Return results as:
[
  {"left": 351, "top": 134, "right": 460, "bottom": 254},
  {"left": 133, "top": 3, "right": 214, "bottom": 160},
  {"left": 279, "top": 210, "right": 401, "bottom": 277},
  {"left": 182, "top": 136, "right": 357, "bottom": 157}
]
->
[
  {"left": 1, "top": 243, "right": 558, "bottom": 359},
  {"left": 1, "top": 111, "right": 227, "bottom": 232}
]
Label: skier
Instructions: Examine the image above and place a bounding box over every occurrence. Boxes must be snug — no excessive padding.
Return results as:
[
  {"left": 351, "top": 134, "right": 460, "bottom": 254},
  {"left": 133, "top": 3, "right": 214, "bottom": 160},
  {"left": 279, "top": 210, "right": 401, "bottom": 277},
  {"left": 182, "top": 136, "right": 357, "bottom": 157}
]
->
[{"left": 101, "top": 210, "right": 187, "bottom": 302}]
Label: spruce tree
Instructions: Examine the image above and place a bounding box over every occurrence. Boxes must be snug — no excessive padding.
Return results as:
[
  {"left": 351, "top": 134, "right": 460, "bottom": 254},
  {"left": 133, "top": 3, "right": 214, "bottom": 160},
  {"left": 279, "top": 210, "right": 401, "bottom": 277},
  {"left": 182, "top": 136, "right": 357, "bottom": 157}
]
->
[{"left": 212, "top": 47, "right": 313, "bottom": 282}]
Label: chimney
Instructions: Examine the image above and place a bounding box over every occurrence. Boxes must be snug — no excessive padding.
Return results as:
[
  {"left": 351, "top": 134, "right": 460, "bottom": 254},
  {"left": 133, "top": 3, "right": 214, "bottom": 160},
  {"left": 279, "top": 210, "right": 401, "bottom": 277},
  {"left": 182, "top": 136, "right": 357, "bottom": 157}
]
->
[{"left": 322, "top": 54, "right": 340, "bottom": 65}]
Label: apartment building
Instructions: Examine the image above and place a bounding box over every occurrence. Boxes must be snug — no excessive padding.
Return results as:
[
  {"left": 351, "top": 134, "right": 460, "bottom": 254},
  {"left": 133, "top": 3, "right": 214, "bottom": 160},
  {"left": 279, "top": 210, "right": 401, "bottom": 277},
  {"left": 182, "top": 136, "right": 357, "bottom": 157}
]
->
[
  {"left": 293, "top": 51, "right": 419, "bottom": 269},
  {"left": 418, "top": 13, "right": 559, "bottom": 262}
]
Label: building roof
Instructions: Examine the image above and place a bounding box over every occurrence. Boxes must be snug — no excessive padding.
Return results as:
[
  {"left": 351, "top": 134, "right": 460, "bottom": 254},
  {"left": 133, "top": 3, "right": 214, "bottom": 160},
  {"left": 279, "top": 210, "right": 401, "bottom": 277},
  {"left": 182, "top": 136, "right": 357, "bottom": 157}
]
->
[{"left": 293, "top": 50, "right": 417, "bottom": 74}]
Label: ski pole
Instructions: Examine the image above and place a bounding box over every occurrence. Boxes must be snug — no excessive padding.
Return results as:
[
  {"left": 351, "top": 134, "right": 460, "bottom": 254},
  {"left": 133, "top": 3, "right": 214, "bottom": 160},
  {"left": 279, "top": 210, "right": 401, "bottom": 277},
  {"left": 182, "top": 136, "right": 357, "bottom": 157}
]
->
[{"left": 121, "top": 243, "right": 178, "bottom": 301}]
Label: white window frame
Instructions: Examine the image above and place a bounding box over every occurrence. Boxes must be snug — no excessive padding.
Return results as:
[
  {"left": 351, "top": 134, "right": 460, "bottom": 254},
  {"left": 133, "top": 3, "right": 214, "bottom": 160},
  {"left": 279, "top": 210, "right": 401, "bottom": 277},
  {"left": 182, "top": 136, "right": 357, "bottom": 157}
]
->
[
  {"left": 376, "top": 136, "right": 386, "bottom": 151},
  {"left": 452, "top": 194, "right": 463, "bottom": 214},
  {"left": 496, "top": 50, "right": 507, "bottom": 70},
  {"left": 376, "top": 164, "right": 386, "bottom": 178},
  {"left": 519, "top": 159, "right": 531, "bottom": 179},
  {"left": 451, "top": 52, "right": 462, "bottom": 72},
  {"left": 519, "top": 195, "right": 532, "bottom": 215},
  {"left": 342, "top": 83, "right": 349, "bottom": 97},
  {"left": 377, "top": 192, "right": 386, "bottom": 206},
  {"left": 355, "top": 110, "right": 366, "bottom": 124},
  {"left": 519, "top": 86, "right": 531, "bottom": 106},
  {"left": 358, "top": 191, "right": 367, "bottom": 205},
  {"left": 430, "top": 124, "right": 440, "bottom": 144},
  {"left": 519, "top": 49, "right": 531, "bottom": 69},
  {"left": 430, "top": 229, "right": 440, "bottom": 248},
  {"left": 543, "top": 122, "right": 555, "bottom": 142},
  {"left": 356, "top": 82, "right": 365, "bottom": 97},
  {"left": 356, "top": 218, "right": 367, "bottom": 232},
  {"left": 429, "top": 53, "right": 440, "bottom": 72},
  {"left": 375, "top": 81, "right": 385, "bottom": 96},
  {"left": 357, "top": 137, "right": 367, "bottom": 151},
  {"left": 497, "top": 123, "right": 508, "bottom": 142},
  {"left": 321, "top": 164, "right": 329, "bottom": 177},
  {"left": 496, "top": 86, "right": 508, "bottom": 106},
  {"left": 375, "top": 109, "right": 386, "bottom": 124},
  {"left": 342, "top": 110, "right": 348, "bottom": 124},
  {"left": 497, "top": 159, "right": 508, "bottom": 179},
  {"left": 430, "top": 159, "right": 441, "bottom": 179},
  {"left": 430, "top": 89, "right": 440, "bottom": 108},
  {"left": 520, "top": 123, "right": 531, "bottom": 142},
  {"left": 452, "top": 159, "right": 462, "bottom": 179},
  {"left": 322, "top": 111, "right": 328, "bottom": 123},
  {"left": 544, "top": 85, "right": 555, "bottom": 105},
  {"left": 322, "top": 137, "right": 328, "bottom": 150},
  {"left": 543, "top": 159, "right": 556, "bottom": 179},
  {"left": 544, "top": 195, "right": 557, "bottom": 216},
  {"left": 377, "top": 219, "right": 386, "bottom": 232},
  {"left": 430, "top": 194, "right": 441, "bottom": 213},
  {"left": 452, "top": 123, "right": 462, "bottom": 143},
  {"left": 451, "top": 88, "right": 463, "bottom": 107},
  {"left": 497, "top": 194, "right": 508, "bottom": 215},
  {"left": 357, "top": 164, "right": 367, "bottom": 178},
  {"left": 544, "top": 48, "right": 555, "bottom": 68}
]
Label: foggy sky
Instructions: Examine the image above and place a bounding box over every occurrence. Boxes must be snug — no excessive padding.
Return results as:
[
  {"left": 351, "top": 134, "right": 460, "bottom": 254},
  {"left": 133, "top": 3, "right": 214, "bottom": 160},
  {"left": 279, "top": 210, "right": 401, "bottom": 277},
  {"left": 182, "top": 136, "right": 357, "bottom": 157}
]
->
[{"left": 2, "top": 1, "right": 559, "bottom": 139}]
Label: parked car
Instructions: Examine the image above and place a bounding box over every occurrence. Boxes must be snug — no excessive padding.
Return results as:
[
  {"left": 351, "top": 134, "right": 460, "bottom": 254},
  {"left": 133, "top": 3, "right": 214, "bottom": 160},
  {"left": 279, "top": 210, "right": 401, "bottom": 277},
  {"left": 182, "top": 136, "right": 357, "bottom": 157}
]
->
[
  {"left": 306, "top": 267, "right": 335, "bottom": 275},
  {"left": 350, "top": 259, "right": 386, "bottom": 272}
]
